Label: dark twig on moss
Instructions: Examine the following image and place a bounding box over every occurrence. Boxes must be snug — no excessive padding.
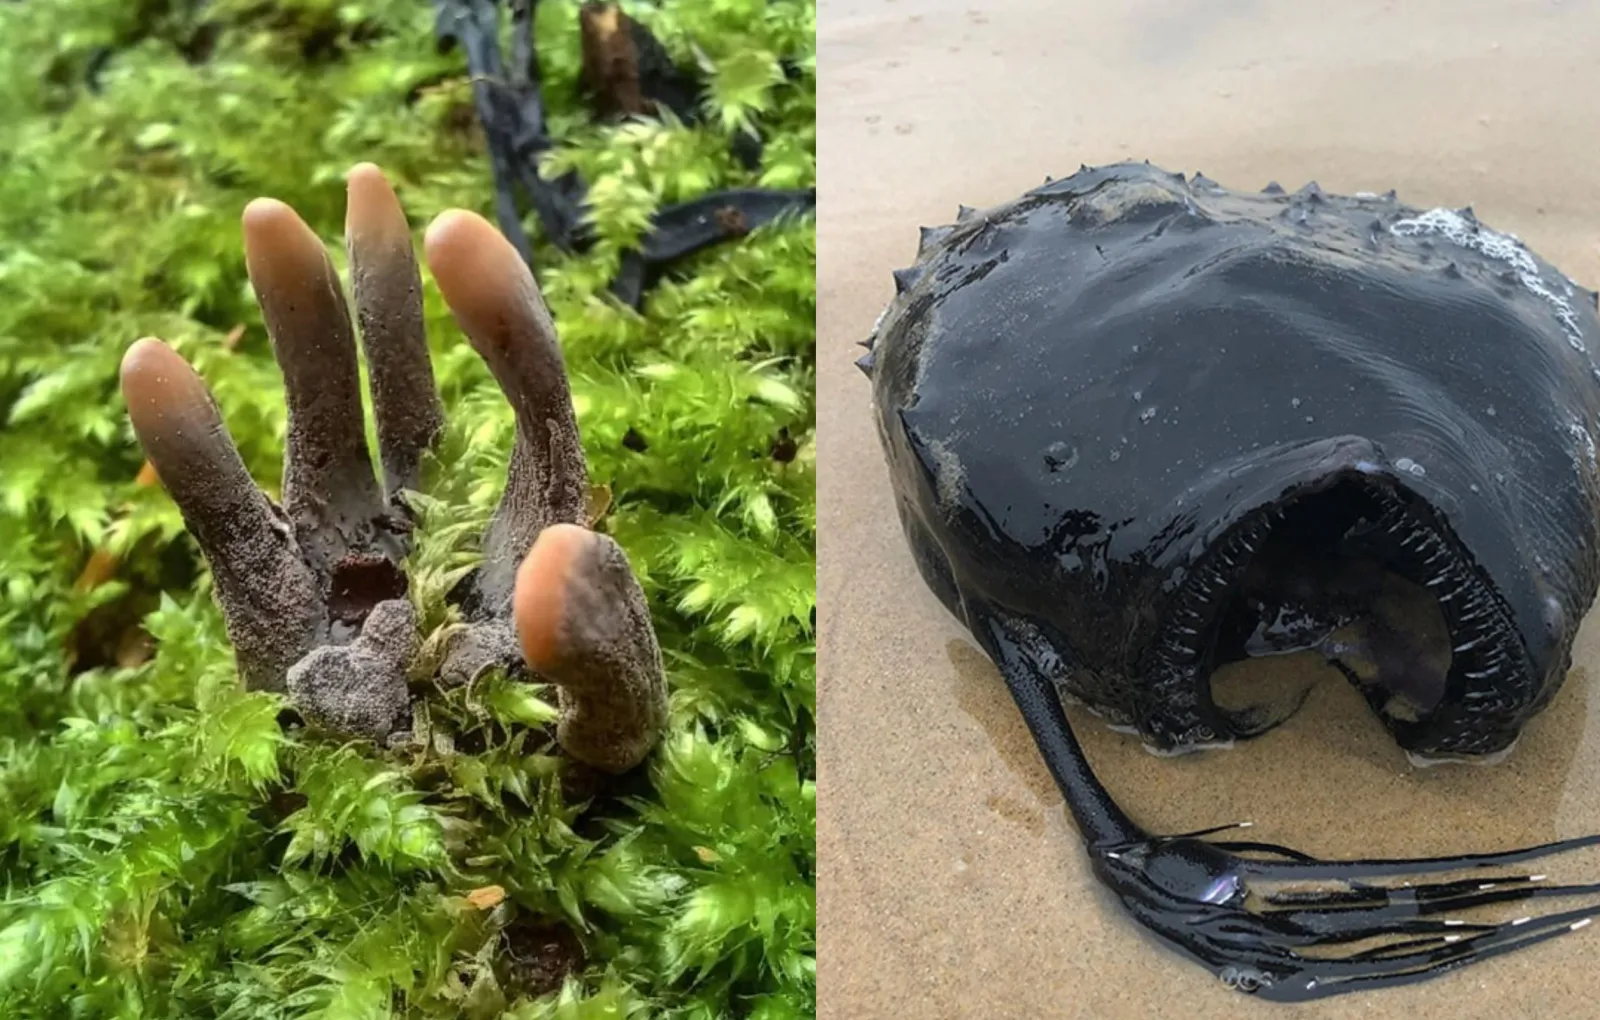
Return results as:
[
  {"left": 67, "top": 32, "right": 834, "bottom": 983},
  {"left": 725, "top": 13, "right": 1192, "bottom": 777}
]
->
[
  {"left": 433, "top": 0, "right": 587, "bottom": 262},
  {"left": 431, "top": 0, "right": 814, "bottom": 305},
  {"left": 577, "top": 1, "right": 699, "bottom": 121},
  {"left": 611, "top": 187, "right": 817, "bottom": 307}
]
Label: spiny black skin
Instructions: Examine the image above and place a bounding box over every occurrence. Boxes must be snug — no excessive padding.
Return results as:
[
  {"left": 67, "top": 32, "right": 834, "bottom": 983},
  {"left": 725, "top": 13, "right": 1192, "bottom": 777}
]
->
[
  {"left": 862, "top": 161, "right": 1600, "bottom": 1000},
  {"left": 869, "top": 161, "right": 1600, "bottom": 756}
]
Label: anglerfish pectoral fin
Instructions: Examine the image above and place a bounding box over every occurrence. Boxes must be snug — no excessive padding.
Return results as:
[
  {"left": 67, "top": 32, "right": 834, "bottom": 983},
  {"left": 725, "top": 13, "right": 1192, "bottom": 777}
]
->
[{"left": 975, "top": 602, "right": 1600, "bottom": 1002}]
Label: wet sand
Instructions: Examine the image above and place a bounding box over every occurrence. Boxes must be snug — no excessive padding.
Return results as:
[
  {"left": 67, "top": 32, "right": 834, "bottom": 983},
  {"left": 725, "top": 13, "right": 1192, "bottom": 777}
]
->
[{"left": 816, "top": 1, "right": 1600, "bottom": 1016}]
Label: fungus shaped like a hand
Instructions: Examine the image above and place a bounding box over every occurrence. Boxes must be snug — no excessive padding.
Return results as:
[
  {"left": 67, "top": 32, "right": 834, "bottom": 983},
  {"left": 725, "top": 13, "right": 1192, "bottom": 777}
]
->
[{"left": 120, "top": 164, "right": 667, "bottom": 773}]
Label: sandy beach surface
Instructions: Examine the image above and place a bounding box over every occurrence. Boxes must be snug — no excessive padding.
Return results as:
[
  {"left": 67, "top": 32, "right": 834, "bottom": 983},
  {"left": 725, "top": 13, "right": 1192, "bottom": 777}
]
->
[{"left": 816, "top": 1, "right": 1600, "bottom": 1017}]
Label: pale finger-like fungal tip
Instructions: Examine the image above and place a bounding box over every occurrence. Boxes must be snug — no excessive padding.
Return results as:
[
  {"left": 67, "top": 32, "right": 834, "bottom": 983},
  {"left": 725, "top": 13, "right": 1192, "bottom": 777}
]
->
[
  {"left": 511, "top": 524, "right": 668, "bottom": 773},
  {"left": 424, "top": 208, "right": 537, "bottom": 338},
  {"left": 426, "top": 207, "right": 589, "bottom": 603},
  {"left": 120, "top": 337, "right": 239, "bottom": 486},
  {"left": 121, "top": 337, "right": 212, "bottom": 439},
  {"left": 120, "top": 338, "right": 323, "bottom": 696},
  {"left": 242, "top": 197, "right": 329, "bottom": 292},
  {"left": 345, "top": 162, "right": 410, "bottom": 249},
  {"left": 513, "top": 522, "right": 591, "bottom": 673},
  {"left": 242, "top": 193, "right": 383, "bottom": 537},
  {"left": 345, "top": 162, "right": 443, "bottom": 498}
]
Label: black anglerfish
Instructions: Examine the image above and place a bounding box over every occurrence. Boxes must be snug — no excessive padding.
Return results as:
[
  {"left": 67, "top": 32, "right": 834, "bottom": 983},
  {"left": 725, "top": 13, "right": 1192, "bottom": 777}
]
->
[{"left": 859, "top": 161, "right": 1600, "bottom": 1001}]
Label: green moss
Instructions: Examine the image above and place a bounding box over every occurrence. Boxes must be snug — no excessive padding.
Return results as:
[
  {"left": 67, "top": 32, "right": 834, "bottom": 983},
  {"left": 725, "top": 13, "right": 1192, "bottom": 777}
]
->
[{"left": 0, "top": 1, "right": 815, "bottom": 1016}]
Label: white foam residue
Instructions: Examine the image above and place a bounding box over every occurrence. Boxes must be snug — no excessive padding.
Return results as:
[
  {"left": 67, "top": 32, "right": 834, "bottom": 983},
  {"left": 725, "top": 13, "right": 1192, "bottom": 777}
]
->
[
  {"left": 1405, "top": 737, "right": 1518, "bottom": 769},
  {"left": 1143, "top": 737, "right": 1237, "bottom": 757},
  {"left": 1571, "top": 418, "right": 1598, "bottom": 469},
  {"left": 868, "top": 300, "right": 892, "bottom": 339},
  {"left": 925, "top": 436, "right": 967, "bottom": 508},
  {"left": 1390, "top": 208, "right": 1586, "bottom": 353}
]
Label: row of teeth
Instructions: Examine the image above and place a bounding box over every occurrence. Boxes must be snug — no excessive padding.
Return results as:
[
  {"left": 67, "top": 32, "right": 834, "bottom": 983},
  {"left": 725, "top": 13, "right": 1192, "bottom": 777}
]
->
[
  {"left": 1361, "top": 490, "right": 1524, "bottom": 729},
  {"left": 1150, "top": 482, "right": 1524, "bottom": 750},
  {"left": 1154, "top": 505, "right": 1284, "bottom": 670}
]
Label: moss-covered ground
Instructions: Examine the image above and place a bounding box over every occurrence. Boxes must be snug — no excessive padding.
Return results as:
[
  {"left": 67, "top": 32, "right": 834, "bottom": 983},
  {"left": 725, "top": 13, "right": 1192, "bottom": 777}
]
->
[{"left": 0, "top": 2, "right": 815, "bottom": 1016}]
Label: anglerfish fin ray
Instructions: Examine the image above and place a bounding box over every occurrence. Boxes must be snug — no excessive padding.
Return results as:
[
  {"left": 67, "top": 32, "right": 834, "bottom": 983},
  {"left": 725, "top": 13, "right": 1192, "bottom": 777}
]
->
[{"left": 972, "top": 605, "right": 1600, "bottom": 1003}]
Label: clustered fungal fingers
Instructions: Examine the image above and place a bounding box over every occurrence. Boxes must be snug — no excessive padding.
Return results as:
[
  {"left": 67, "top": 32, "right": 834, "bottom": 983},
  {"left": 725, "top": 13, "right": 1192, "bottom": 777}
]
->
[
  {"left": 345, "top": 163, "right": 444, "bottom": 500},
  {"left": 122, "top": 167, "right": 670, "bottom": 775},
  {"left": 512, "top": 524, "right": 667, "bottom": 773},
  {"left": 242, "top": 197, "right": 386, "bottom": 557},
  {"left": 119, "top": 337, "right": 323, "bottom": 693},
  {"left": 424, "top": 209, "right": 590, "bottom": 609}
]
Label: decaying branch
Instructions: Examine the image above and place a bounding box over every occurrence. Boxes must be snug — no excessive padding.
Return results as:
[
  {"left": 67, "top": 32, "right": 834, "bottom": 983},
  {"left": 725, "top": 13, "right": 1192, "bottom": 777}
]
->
[
  {"left": 577, "top": 2, "right": 697, "bottom": 121},
  {"left": 432, "top": 0, "right": 585, "bottom": 263},
  {"left": 611, "top": 187, "right": 816, "bottom": 307}
]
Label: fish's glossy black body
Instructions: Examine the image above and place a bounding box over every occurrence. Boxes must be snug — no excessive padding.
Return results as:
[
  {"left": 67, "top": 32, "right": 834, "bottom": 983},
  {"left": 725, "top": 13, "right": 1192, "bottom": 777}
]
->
[
  {"left": 861, "top": 162, "right": 1600, "bottom": 1000},
  {"left": 866, "top": 161, "right": 1600, "bottom": 759}
]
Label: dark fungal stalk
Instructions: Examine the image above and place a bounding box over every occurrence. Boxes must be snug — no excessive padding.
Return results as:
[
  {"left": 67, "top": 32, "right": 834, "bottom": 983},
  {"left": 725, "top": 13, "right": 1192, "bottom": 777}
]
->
[
  {"left": 863, "top": 161, "right": 1600, "bottom": 998},
  {"left": 432, "top": 0, "right": 814, "bottom": 308}
]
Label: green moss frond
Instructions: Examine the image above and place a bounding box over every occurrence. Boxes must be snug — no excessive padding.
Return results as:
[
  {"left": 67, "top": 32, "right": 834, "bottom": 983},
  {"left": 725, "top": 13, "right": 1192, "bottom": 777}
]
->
[{"left": 0, "top": 0, "right": 813, "bottom": 1015}]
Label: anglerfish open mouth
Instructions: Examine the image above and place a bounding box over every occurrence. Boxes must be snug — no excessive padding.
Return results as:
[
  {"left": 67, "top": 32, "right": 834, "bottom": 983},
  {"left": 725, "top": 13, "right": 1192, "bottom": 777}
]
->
[{"left": 1159, "top": 462, "right": 1533, "bottom": 761}]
